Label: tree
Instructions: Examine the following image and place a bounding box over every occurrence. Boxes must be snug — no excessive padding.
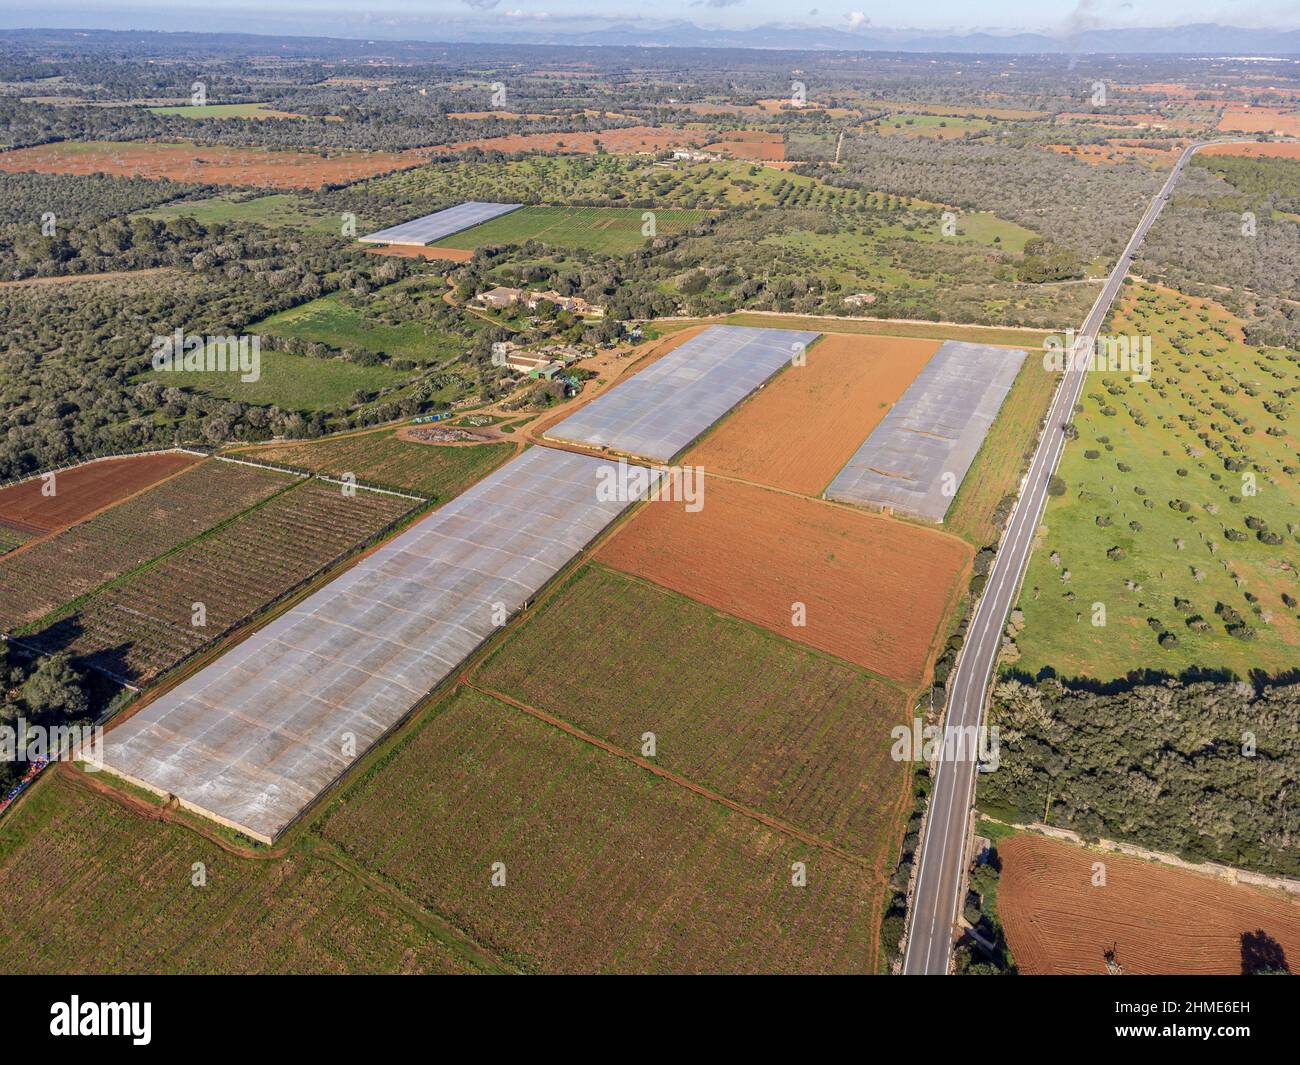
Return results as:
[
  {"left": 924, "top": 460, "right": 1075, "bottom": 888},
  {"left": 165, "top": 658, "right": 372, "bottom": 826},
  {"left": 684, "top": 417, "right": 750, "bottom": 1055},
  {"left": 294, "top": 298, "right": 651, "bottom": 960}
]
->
[
  {"left": 1047, "top": 475, "right": 1067, "bottom": 497},
  {"left": 20, "top": 653, "right": 89, "bottom": 722}
]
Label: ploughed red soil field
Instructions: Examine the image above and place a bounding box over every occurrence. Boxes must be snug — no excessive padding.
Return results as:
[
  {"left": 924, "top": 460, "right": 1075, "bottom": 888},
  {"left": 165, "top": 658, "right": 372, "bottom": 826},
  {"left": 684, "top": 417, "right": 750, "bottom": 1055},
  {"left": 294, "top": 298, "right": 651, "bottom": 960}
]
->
[
  {"left": 0, "top": 452, "right": 202, "bottom": 537},
  {"left": 998, "top": 833, "right": 1300, "bottom": 975},
  {"left": 595, "top": 476, "right": 971, "bottom": 686},
  {"left": 687, "top": 333, "right": 940, "bottom": 496}
]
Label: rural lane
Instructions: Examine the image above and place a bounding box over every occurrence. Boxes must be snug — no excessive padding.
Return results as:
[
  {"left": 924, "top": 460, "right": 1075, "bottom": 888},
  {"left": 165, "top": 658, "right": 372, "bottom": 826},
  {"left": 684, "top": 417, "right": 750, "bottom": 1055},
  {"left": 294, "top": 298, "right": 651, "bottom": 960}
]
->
[{"left": 902, "top": 139, "right": 1228, "bottom": 976}]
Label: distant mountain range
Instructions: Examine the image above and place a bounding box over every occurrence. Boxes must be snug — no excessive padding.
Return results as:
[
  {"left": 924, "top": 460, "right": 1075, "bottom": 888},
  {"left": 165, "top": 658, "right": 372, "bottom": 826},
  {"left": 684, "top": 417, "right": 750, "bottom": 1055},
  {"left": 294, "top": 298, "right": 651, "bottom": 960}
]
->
[
  {"left": 444, "top": 22, "right": 1300, "bottom": 56},
  {"left": 4, "top": 20, "right": 1300, "bottom": 57}
]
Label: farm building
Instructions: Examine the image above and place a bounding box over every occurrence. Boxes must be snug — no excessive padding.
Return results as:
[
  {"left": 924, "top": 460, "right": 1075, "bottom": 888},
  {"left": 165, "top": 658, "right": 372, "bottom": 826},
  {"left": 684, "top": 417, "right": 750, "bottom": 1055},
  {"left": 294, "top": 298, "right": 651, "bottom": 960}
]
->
[{"left": 476, "top": 286, "right": 525, "bottom": 308}]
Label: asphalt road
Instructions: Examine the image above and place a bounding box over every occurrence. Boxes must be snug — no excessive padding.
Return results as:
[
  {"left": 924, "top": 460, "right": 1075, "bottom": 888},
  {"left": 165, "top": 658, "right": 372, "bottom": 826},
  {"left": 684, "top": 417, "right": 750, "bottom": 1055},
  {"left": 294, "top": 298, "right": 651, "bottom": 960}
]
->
[{"left": 901, "top": 140, "right": 1217, "bottom": 976}]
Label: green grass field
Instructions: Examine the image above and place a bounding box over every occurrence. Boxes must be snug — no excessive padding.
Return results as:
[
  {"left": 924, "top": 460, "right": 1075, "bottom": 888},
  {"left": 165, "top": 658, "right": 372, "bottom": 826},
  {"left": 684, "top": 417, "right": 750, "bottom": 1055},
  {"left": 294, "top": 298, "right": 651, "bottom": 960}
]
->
[
  {"left": 253, "top": 289, "right": 465, "bottom": 364},
  {"left": 870, "top": 113, "right": 997, "bottom": 138},
  {"left": 146, "top": 102, "right": 301, "bottom": 119},
  {"left": 430, "top": 205, "right": 710, "bottom": 254},
  {"left": 1011, "top": 283, "right": 1300, "bottom": 681},
  {"left": 138, "top": 346, "right": 410, "bottom": 412},
  {"left": 138, "top": 192, "right": 363, "bottom": 234}
]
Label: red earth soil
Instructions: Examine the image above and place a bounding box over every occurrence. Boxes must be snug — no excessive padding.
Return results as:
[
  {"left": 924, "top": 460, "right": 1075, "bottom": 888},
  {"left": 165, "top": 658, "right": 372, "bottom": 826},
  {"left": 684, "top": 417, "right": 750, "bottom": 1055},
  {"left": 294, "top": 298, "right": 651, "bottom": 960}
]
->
[
  {"left": 365, "top": 244, "right": 474, "bottom": 262},
  {"left": 595, "top": 476, "right": 971, "bottom": 686},
  {"left": 0, "top": 141, "right": 431, "bottom": 189},
  {"left": 0, "top": 452, "right": 202, "bottom": 536},
  {"left": 701, "top": 131, "right": 786, "bottom": 160},
  {"left": 998, "top": 834, "right": 1300, "bottom": 975},
  {"left": 1200, "top": 141, "right": 1300, "bottom": 161},
  {"left": 687, "top": 333, "right": 940, "bottom": 496}
]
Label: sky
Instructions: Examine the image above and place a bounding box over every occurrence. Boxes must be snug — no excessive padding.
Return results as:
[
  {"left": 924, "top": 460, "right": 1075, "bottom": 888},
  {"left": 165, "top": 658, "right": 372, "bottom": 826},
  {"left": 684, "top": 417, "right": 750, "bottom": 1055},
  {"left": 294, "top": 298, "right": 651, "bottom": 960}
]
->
[{"left": 7, "top": 0, "right": 1299, "bottom": 36}]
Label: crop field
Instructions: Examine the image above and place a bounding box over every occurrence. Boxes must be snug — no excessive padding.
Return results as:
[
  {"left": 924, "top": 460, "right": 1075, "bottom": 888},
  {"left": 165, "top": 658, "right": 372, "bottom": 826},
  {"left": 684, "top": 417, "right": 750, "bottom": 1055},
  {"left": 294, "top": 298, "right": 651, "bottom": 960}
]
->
[
  {"left": 945, "top": 359, "right": 1061, "bottom": 547},
  {"left": 998, "top": 834, "right": 1300, "bottom": 975},
  {"left": 0, "top": 525, "right": 29, "bottom": 556},
  {"left": 701, "top": 130, "right": 786, "bottom": 160},
  {"left": 0, "top": 451, "right": 201, "bottom": 535},
  {"left": 0, "top": 772, "right": 495, "bottom": 974},
  {"left": 320, "top": 685, "right": 883, "bottom": 973},
  {"left": 686, "top": 333, "right": 940, "bottom": 496},
  {"left": 30, "top": 479, "right": 415, "bottom": 683},
  {"left": 475, "top": 562, "right": 912, "bottom": 854},
  {"left": 137, "top": 347, "right": 412, "bottom": 413},
  {"left": 1012, "top": 284, "right": 1300, "bottom": 681},
  {"left": 430, "top": 205, "right": 710, "bottom": 254},
  {"left": 230, "top": 428, "right": 514, "bottom": 500},
  {"left": 595, "top": 476, "right": 972, "bottom": 686},
  {"left": 1200, "top": 142, "right": 1300, "bottom": 162},
  {"left": 253, "top": 289, "right": 467, "bottom": 364},
  {"left": 0, "top": 461, "right": 292, "bottom": 632},
  {"left": 1216, "top": 106, "right": 1300, "bottom": 136},
  {"left": 0, "top": 140, "right": 430, "bottom": 189}
]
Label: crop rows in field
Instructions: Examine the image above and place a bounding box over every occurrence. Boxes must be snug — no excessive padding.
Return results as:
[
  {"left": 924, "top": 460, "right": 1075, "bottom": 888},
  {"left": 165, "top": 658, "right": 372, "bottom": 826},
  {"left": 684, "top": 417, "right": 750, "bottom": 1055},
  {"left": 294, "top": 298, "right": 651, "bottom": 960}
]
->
[
  {"left": 475, "top": 563, "right": 911, "bottom": 857},
  {"left": 0, "top": 461, "right": 293, "bottom": 632},
  {"left": 231, "top": 429, "right": 513, "bottom": 500},
  {"left": 0, "top": 524, "right": 30, "bottom": 557},
  {"left": 321, "top": 685, "right": 882, "bottom": 974},
  {"left": 431, "top": 205, "right": 711, "bottom": 255},
  {"left": 30, "top": 480, "right": 415, "bottom": 683},
  {"left": 0, "top": 774, "right": 492, "bottom": 974},
  {"left": 999, "top": 833, "right": 1300, "bottom": 975}
]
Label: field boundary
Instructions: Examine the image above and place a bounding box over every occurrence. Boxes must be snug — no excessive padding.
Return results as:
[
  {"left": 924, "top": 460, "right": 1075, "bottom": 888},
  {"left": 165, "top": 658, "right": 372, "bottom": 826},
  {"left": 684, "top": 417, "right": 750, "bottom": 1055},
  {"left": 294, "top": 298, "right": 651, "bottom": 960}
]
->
[
  {"left": 0, "top": 446, "right": 210, "bottom": 494},
  {"left": 990, "top": 818, "right": 1300, "bottom": 897}
]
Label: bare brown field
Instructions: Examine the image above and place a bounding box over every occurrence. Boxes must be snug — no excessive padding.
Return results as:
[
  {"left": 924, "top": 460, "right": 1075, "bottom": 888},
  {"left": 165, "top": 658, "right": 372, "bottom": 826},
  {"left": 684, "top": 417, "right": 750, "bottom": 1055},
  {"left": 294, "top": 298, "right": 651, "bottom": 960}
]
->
[
  {"left": 0, "top": 451, "right": 201, "bottom": 535},
  {"left": 686, "top": 333, "right": 939, "bottom": 496},
  {"left": 1201, "top": 141, "right": 1300, "bottom": 161},
  {"left": 595, "top": 476, "right": 971, "bottom": 686},
  {"left": 365, "top": 244, "right": 474, "bottom": 262},
  {"left": 1217, "top": 106, "right": 1300, "bottom": 136},
  {"left": 702, "top": 130, "right": 786, "bottom": 160},
  {"left": 999, "top": 834, "right": 1300, "bottom": 975},
  {"left": 0, "top": 141, "right": 430, "bottom": 189}
]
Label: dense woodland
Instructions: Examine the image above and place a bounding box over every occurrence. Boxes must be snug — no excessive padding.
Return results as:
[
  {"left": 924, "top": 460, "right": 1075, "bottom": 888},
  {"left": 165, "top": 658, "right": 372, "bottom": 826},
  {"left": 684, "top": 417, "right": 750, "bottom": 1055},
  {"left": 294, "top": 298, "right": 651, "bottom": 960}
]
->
[
  {"left": 982, "top": 677, "right": 1300, "bottom": 876},
  {"left": 1139, "top": 155, "right": 1300, "bottom": 349}
]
